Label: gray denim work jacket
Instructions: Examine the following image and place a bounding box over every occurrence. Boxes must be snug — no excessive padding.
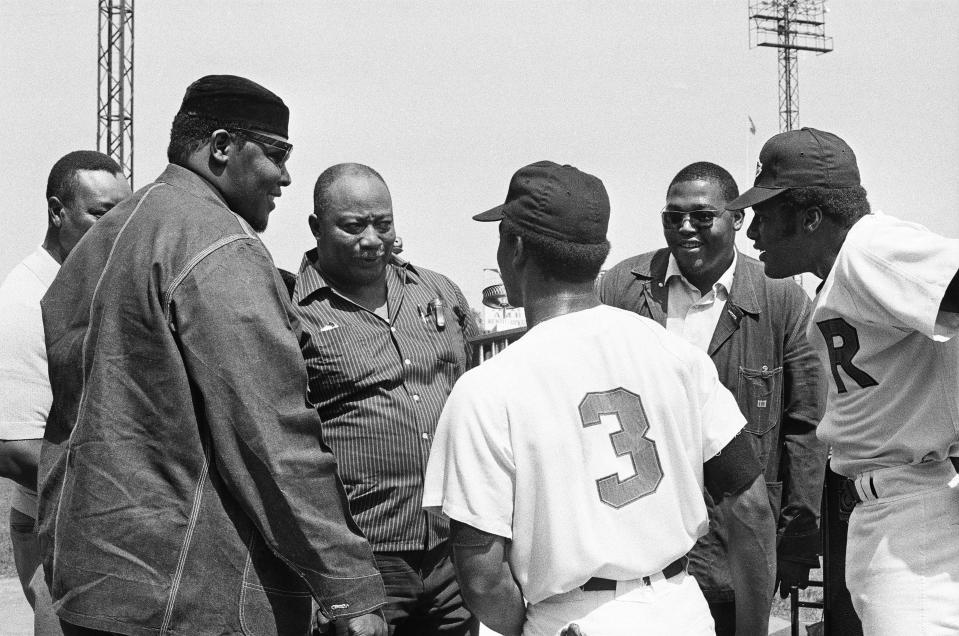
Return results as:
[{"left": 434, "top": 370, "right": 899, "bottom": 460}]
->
[
  {"left": 600, "top": 248, "right": 826, "bottom": 602},
  {"left": 38, "top": 165, "right": 385, "bottom": 635}
]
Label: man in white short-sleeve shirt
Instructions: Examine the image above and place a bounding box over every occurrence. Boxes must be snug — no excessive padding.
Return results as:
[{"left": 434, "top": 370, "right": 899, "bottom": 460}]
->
[
  {"left": 424, "top": 161, "right": 774, "bottom": 636},
  {"left": 0, "top": 150, "right": 130, "bottom": 635},
  {"left": 727, "top": 127, "right": 959, "bottom": 635}
]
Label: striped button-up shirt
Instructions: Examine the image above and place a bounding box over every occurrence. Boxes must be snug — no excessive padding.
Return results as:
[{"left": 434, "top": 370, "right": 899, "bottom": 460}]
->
[{"left": 293, "top": 250, "right": 477, "bottom": 552}]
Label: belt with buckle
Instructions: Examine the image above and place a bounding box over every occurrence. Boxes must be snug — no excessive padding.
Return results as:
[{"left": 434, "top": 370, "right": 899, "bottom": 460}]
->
[{"left": 580, "top": 555, "right": 688, "bottom": 591}]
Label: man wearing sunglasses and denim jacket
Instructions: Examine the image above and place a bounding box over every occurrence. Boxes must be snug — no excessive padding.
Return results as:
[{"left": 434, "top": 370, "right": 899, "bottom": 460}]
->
[
  {"left": 600, "top": 162, "right": 826, "bottom": 636},
  {"left": 38, "top": 75, "right": 386, "bottom": 636}
]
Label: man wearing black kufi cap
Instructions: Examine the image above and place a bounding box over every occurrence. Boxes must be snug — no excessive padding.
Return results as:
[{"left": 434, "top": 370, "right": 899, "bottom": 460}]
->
[{"left": 38, "top": 75, "right": 387, "bottom": 636}]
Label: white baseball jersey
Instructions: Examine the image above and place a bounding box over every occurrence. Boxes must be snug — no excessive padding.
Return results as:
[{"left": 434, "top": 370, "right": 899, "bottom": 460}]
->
[
  {"left": 810, "top": 213, "right": 959, "bottom": 477},
  {"left": 423, "top": 304, "right": 745, "bottom": 604},
  {"left": 0, "top": 246, "right": 59, "bottom": 518}
]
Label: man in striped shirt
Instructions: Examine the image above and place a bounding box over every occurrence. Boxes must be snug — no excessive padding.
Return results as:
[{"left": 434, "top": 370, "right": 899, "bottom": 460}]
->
[{"left": 293, "top": 163, "right": 478, "bottom": 636}]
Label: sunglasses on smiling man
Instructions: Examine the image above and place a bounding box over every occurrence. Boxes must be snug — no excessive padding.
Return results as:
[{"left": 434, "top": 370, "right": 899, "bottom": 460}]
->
[
  {"left": 660, "top": 208, "right": 725, "bottom": 230},
  {"left": 230, "top": 127, "right": 293, "bottom": 168}
]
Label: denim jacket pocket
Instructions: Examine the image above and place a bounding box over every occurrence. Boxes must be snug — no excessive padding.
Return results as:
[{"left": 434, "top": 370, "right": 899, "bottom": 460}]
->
[
  {"left": 239, "top": 582, "right": 311, "bottom": 636},
  {"left": 239, "top": 533, "right": 312, "bottom": 636},
  {"left": 736, "top": 365, "right": 783, "bottom": 436}
]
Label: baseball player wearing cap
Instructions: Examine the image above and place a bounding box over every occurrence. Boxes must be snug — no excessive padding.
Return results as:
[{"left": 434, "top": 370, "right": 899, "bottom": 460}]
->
[
  {"left": 424, "top": 161, "right": 773, "bottom": 636},
  {"left": 727, "top": 127, "right": 959, "bottom": 635}
]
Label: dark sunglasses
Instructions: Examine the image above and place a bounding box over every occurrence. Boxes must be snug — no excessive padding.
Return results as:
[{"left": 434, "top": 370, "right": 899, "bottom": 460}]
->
[
  {"left": 660, "top": 209, "right": 723, "bottom": 230},
  {"left": 230, "top": 128, "right": 292, "bottom": 168}
]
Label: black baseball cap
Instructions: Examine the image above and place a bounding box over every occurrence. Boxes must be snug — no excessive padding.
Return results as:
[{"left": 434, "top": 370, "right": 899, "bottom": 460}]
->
[
  {"left": 726, "top": 127, "right": 860, "bottom": 210},
  {"left": 178, "top": 75, "right": 289, "bottom": 138},
  {"left": 474, "top": 161, "right": 609, "bottom": 244}
]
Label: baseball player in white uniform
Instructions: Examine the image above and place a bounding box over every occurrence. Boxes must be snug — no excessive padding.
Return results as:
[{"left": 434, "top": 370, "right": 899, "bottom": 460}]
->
[
  {"left": 727, "top": 127, "right": 959, "bottom": 635},
  {"left": 423, "top": 161, "right": 774, "bottom": 636}
]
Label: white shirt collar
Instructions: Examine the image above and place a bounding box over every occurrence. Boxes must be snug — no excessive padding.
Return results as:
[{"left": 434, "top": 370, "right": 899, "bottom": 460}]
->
[{"left": 665, "top": 250, "right": 737, "bottom": 300}]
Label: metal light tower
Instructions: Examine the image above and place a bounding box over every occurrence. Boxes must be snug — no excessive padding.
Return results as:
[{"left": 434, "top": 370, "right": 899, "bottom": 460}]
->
[
  {"left": 98, "top": 0, "right": 135, "bottom": 185},
  {"left": 749, "top": 1, "right": 832, "bottom": 132}
]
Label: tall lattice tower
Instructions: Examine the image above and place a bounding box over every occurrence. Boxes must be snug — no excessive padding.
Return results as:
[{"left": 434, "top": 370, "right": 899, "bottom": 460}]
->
[
  {"left": 749, "top": 0, "right": 832, "bottom": 132},
  {"left": 98, "top": 0, "right": 134, "bottom": 185}
]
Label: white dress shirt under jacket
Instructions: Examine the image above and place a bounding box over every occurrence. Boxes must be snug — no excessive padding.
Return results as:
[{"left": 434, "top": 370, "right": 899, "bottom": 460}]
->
[{"left": 664, "top": 250, "right": 737, "bottom": 352}]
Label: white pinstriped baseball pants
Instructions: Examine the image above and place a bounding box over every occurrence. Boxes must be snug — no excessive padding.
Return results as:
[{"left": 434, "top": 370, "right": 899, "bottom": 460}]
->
[
  {"left": 845, "top": 459, "right": 959, "bottom": 636},
  {"left": 523, "top": 571, "right": 714, "bottom": 636}
]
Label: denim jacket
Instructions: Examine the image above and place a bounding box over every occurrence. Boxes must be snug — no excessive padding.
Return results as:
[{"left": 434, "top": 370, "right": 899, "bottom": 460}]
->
[
  {"left": 600, "top": 249, "right": 826, "bottom": 601},
  {"left": 38, "top": 165, "right": 385, "bottom": 635}
]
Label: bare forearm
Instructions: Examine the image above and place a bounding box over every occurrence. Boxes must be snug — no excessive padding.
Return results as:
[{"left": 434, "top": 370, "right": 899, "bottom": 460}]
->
[
  {"left": 720, "top": 475, "right": 776, "bottom": 636},
  {"left": 449, "top": 524, "right": 526, "bottom": 636},
  {"left": 459, "top": 566, "right": 525, "bottom": 636},
  {"left": 0, "top": 439, "right": 41, "bottom": 489}
]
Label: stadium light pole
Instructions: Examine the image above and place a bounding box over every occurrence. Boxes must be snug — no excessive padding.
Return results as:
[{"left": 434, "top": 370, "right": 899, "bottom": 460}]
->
[{"left": 97, "top": 0, "right": 135, "bottom": 186}]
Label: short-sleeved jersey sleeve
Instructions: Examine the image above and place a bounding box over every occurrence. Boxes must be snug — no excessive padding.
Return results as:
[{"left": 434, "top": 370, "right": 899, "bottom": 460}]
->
[
  {"left": 837, "top": 216, "right": 959, "bottom": 340},
  {"left": 423, "top": 371, "right": 515, "bottom": 539},
  {"left": 697, "top": 350, "right": 748, "bottom": 460},
  {"left": 693, "top": 352, "right": 758, "bottom": 498},
  {"left": 0, "top": 259, "right": 53, "bottom": 441}
]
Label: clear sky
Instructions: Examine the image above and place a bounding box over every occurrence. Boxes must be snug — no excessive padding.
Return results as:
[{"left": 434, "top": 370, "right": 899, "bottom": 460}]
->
[{"left": 1, "top": 1, "right": 956, "bottom": 304}]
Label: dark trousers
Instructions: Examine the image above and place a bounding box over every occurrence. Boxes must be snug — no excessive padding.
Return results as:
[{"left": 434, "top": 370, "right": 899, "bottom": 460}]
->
[
  {"left": 335, "top": 545, "right": 477, "bottom": 636},
  {"left": 708, "top": 600, "right": 736, "bottom": 636},
  {"left": 10, "top": 508, "right": 64, "bottom": 636},
  {"left": 59, "top": 622, "right": 121, "bottom": 636}
]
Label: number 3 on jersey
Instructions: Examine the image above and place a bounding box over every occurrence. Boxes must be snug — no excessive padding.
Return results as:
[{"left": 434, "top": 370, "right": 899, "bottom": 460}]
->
[{"left": 579, "top": 388, "right": 663, "bottom": 509}]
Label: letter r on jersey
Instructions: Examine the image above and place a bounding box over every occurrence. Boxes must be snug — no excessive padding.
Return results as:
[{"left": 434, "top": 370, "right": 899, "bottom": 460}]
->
[{"left": 816, "top": 318, "right": 879, "bottom": 394}]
